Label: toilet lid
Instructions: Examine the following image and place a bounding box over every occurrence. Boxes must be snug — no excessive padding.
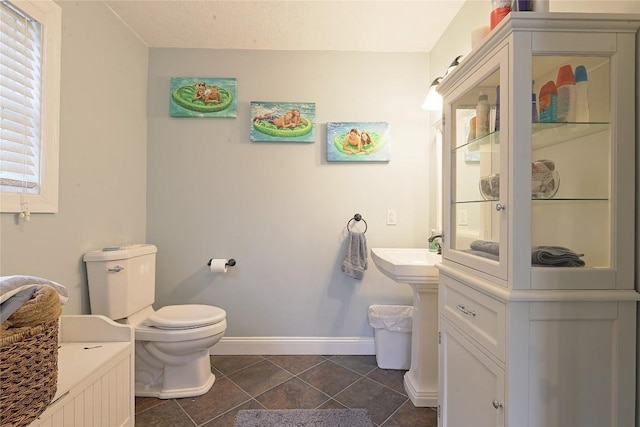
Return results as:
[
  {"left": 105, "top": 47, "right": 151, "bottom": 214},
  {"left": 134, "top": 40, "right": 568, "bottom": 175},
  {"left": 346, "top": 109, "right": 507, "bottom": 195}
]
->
[{"left": 146, "top": 304, "right": 226, "bottom": 330}]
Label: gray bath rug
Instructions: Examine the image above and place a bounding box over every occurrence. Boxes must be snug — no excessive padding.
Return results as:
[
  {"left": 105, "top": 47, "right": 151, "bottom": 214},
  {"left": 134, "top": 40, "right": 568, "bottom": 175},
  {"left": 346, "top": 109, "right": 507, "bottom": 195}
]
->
[{"left": 233, "top": 409, "right": 374, "bottom": 427}]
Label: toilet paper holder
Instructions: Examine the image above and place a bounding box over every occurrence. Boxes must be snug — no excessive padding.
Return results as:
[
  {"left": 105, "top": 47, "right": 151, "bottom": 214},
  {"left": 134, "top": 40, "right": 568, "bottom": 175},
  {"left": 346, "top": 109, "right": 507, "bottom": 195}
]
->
[{"left": 207, "top": 258, "right": 236, "bottom": 267}]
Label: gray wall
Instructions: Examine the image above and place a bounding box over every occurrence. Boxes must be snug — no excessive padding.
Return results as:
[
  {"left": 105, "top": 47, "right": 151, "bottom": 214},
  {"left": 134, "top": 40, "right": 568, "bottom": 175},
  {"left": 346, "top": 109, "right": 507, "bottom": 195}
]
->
[
  {"left": 147, "top": 49, "right": 431, "bottom": 337},
  {"left": 0, "top": 1, "right": 148, "bottom": 315},
  {"left": 429, "top": 0, "right": 491, "bottom": 78}
]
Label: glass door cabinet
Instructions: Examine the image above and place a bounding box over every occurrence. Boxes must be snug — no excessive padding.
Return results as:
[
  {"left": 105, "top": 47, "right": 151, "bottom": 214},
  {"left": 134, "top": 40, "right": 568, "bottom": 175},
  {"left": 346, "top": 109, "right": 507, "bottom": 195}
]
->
[
  {"left": 437, "top": 13, "right": 639, "bottom": 427},
  {"left": 441, "top": 13, "right": 636, "bottom": 291}
]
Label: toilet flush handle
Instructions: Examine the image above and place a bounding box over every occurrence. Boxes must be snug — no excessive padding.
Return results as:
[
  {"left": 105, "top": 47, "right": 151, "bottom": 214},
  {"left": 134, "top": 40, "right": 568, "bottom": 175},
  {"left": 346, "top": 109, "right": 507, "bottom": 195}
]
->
[{"left": 108, "top": 265, "right": 124, "bottom": 272}]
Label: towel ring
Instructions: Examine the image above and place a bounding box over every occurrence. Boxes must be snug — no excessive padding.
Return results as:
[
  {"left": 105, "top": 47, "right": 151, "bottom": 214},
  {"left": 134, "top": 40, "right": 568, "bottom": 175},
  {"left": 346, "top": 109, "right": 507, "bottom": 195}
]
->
[{"left": 347, "top": 213, "right": 367, "bottom": 233}]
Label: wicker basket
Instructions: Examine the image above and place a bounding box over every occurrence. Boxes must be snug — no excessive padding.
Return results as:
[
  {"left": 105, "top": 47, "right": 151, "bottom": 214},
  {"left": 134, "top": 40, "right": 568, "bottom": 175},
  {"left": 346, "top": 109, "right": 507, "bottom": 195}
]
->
[{"left": 0, "top": 319, "right": 59, "bottom": 427}]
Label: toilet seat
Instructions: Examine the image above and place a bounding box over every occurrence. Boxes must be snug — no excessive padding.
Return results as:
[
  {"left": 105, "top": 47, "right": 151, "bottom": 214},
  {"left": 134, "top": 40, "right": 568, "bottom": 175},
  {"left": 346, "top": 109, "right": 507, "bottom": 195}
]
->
[
  {"left": 146, "top": 304, "right": 226, "bottom": 330},
  {"left": 135, "top": 317, "right": 227, "bottom": 343}
]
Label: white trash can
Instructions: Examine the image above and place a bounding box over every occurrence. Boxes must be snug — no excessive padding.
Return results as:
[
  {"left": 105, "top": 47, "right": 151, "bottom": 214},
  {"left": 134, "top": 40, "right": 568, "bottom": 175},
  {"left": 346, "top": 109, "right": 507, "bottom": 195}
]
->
[{"left": 368, "top": 305, "right": 414, "bottom": 370}]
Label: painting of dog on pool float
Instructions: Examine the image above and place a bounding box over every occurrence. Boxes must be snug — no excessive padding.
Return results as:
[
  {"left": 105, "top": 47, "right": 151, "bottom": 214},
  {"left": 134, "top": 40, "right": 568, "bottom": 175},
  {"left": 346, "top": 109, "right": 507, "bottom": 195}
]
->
[
  {"left": 250, "top": 102, "right": 316, "bottom": 143},
  {"left": 326, "top": 122, "right": 390, "bottom": 162},
  {"left": 170, "top": 77, "right": 237, "bottom": 118}
]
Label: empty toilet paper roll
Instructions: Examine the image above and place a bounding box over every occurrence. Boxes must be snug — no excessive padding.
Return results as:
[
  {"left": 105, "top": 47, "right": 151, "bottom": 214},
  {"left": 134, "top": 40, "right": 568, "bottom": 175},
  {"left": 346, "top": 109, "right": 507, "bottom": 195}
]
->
[{"left": 209, "top": 259, "right": 228, "bottom": 273}]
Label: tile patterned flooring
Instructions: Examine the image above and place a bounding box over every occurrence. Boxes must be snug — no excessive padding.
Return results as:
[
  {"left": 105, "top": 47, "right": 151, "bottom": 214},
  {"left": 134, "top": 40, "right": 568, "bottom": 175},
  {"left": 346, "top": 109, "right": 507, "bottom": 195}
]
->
[{"left": 134, "top": 355, "right": 438, "bottom": 426}]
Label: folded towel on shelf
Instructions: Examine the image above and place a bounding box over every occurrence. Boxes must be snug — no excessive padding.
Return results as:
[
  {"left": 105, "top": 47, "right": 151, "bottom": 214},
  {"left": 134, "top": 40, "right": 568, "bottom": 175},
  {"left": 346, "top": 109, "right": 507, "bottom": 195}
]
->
[
  {"left": 470, "top": 240, "right": 500, "bottom": 256},
  {"left": 467, "top": 242, "right": 585, "bottom": 267},
  {"left": 463, "top": 249, "right": 499, "bottom": 261},
  {"left": 1, "top": 285, "right": 62, "bottom": 340},
  {"left": 342, "top": 231, "right": 368, "bottom": 280},
  {"left": 532, "top": 246, "right": 585, "bottom": 267}
]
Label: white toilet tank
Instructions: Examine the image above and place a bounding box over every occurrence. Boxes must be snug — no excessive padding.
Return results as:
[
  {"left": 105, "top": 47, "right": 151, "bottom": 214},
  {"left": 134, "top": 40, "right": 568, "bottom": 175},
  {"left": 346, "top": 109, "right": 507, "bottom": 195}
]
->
[{"left": 84, "top": 244, "right": 157, "bottom": 321}]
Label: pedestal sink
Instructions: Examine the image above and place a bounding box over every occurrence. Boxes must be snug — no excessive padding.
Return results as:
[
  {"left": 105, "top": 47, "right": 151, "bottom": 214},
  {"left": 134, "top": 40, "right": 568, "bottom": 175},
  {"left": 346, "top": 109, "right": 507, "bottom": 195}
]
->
[{"left": 371, "top": 248, "right": 441, "bottom": 408}]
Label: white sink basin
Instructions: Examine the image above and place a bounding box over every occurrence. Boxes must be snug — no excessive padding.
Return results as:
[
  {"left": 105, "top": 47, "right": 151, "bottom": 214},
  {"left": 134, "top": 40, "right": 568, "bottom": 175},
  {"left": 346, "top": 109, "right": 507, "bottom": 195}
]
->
[{"left": 371, "top": 248, "right": 441, "bottom": 284}]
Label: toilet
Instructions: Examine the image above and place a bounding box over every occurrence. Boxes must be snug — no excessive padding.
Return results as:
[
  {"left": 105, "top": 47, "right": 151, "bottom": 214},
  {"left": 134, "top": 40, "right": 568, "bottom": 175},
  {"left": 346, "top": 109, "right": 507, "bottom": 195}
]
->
[{"left": 83, "top": 244, "right": 227, "bottom": 399}]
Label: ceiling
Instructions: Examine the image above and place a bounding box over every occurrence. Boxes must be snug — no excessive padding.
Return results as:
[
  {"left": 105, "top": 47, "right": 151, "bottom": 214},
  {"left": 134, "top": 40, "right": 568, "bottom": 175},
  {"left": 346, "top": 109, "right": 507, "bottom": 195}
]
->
[{"left": 104, "top": 0, "right": 466, "bottom": 53}]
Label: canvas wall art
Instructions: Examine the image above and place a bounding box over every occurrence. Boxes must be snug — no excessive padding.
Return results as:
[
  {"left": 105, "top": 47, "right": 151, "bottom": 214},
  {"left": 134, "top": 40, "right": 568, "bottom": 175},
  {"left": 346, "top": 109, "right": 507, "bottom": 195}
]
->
[
  {"left": 326, "top": 122, "right": 390, "bottom": 162},
  {"left": 170, "top": 77, "right": 237, "bottom": 118},
  {"left": 250, "top": 102, "right": 316, "bottom": 143}
]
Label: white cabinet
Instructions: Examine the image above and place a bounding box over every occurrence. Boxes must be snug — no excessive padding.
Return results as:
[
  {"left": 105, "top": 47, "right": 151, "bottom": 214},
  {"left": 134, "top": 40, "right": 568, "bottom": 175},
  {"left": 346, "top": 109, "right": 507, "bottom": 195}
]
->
[
  {"left": 439, "top": 269, "right": 638, "bottom": 426},
  {"left": 29, "top": 316, "right": 134, "bottom": 427},
  {"left": 437, "top": 13, "right": 640, "bottom": 427},
  {"left": 439, "top": 318, "right": 505, "bottom": 427},
  {"left": 439, "top": 273, "right": 506, "bottom": 426}
]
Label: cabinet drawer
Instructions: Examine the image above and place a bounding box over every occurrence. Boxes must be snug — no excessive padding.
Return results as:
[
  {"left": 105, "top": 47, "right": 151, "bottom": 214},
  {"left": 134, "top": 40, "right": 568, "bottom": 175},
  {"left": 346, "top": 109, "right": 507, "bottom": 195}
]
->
[{"left": 440, "top": 274, "right": 506, "bottom": 362}]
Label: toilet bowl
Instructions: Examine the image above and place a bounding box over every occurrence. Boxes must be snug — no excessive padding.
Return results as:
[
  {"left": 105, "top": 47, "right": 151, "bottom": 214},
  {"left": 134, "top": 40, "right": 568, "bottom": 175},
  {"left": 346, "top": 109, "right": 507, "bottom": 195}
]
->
[
  {"left": 128, "top": 304, "right": 227, "bottom": 398},
  {"left": 83, "top": 244, "right": 228, "bottom": 399}
]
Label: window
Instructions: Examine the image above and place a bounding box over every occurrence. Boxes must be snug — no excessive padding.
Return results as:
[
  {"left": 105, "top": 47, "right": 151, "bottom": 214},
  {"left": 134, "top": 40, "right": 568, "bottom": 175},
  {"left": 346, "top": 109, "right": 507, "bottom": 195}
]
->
[{"left": 0, "top": 0, "right": 60, "bottom": 214}]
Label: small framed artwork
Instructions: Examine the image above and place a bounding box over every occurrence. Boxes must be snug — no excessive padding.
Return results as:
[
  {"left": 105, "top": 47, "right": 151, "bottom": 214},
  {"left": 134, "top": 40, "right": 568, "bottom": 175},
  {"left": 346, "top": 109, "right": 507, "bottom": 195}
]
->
[
  {"left": 250, "top": 101, "right": 315, "bottom": 143},
  {"left": 326, "top": 122, "right": 390, "bottom": 162},
  {"left": 464, "top": 149, "right": 481, "bottom": 163},
  {"left": 170, "top": 77, "right": 237, "bottom": 118}
]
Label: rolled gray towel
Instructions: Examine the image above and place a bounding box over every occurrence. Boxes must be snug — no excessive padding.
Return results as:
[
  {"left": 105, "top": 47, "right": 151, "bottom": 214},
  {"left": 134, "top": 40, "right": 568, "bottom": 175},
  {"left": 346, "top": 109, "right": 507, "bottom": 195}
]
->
[
  {"left": 470, "top": 240, "right": 500, "bottom": 256},
  {"left": 532, "top": 246, "right": 585, "bottom": 267}
]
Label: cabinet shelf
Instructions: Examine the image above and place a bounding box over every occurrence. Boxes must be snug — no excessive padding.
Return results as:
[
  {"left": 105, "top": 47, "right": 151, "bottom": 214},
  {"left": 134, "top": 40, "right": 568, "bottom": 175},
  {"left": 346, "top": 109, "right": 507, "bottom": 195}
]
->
[
  {"left": 462, "top": 131, "right": 500, "bottom": 151},
  {"left": 531, "top": 122, "right": 609, "bottom": 150},
  {"left": 457, "top": 122, "right": 609, "bottom": 154},
  {"left": 454, "top": 197, "right": 609, "bottom": 205}
]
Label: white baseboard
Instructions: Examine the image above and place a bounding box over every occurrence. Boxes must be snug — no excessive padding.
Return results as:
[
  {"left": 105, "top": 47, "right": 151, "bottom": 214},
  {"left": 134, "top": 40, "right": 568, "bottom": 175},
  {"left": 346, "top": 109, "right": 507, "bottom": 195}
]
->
[
  {"left": 405, "top": 374, "right": 438, "bottom": 407},
  {"left": 209, "top": 336, "right": 375, "bottom": 355}
]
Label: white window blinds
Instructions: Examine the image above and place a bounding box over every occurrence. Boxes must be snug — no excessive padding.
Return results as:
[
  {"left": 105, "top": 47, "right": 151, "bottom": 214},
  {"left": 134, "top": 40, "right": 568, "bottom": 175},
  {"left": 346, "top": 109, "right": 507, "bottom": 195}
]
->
[{"left": 0, "top": 0, "right": 42, "bottom": 192}]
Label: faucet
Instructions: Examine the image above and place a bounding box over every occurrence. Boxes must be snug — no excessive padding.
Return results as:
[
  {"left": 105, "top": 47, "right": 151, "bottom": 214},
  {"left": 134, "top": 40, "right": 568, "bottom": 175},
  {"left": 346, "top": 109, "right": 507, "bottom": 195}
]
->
[{"left": 428, "top": 233, "right": 443, "bottom": 255}]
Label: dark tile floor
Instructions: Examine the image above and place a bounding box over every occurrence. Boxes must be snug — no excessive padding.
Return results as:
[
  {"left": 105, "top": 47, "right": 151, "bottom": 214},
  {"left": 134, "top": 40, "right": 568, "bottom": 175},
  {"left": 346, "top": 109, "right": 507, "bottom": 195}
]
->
[{"left": 134, "top": 355, "right": 438, "bottom": 426}]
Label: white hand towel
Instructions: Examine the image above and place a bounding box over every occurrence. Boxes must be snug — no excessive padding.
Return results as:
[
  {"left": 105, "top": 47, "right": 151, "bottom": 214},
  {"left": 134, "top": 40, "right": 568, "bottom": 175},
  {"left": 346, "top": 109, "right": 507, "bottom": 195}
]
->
[{"left": 342, "top": 231, "right": 368, "bottom": 280}]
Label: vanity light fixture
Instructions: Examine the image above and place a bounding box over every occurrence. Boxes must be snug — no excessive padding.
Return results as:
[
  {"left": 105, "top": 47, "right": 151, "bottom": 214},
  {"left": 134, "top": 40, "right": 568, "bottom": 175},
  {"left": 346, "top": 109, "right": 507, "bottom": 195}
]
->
[
  {"left": 422, "top": 55, "right": 463, "bottom": 112},
  {"left": 446, "top": 55, "right": 463, "bottom": 76},
  {"left": 422, "top": 77, "right": 443, "bottom": 111}
]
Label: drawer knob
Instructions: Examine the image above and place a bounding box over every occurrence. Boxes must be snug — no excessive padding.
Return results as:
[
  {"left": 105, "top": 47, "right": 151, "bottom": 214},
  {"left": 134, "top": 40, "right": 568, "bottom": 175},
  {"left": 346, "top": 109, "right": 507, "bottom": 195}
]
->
[
  {"left": 495, "top": 203, "right": 506, "bottom": 211},
  {"left": 456, "top": 304, "right": 476, "bottom": 317},
  {"left": 492, "top": 400, "right": 503, "bottom": 409}
]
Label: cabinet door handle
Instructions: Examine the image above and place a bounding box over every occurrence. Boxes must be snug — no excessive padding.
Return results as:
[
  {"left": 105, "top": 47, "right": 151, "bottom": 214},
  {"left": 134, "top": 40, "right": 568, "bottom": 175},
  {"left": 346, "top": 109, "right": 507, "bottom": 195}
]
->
[
  {"left": 495, "top": 203, "right": 506, "bottom": 211},
  {"left": 455, "top": 304, "right": 476, "bottom": 317},
  {"left": 492, "top": 400, "right": 503, "bottom": 409}
]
